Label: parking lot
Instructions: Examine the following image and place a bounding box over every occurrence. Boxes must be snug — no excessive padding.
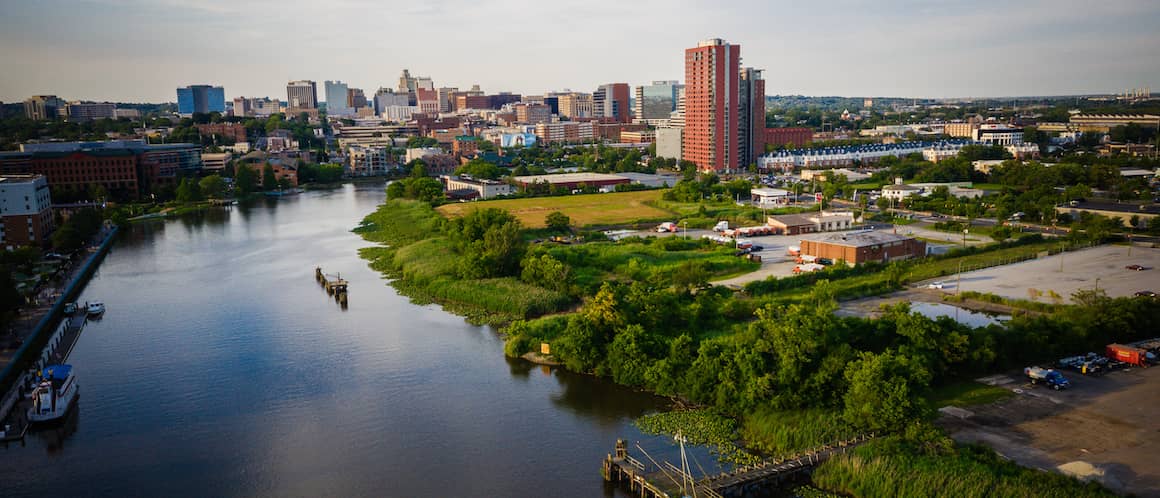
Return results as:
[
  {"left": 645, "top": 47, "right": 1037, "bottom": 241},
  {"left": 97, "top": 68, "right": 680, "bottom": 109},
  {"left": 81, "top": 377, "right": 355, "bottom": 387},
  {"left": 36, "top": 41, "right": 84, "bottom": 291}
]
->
[
  {"left": 944, "top": 365, "right": 1160, "bottom": 496},
  {"left": 939, "top": 244, "right": 1160, "bottom": 301}
]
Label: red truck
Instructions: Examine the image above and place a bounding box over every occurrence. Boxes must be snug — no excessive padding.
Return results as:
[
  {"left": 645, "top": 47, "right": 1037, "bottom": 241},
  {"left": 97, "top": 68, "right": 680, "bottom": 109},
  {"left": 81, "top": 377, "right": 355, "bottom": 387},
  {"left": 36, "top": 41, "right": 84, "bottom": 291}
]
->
[{"left": 1106, "top": 344, "right": 1151, "bottom": 367}]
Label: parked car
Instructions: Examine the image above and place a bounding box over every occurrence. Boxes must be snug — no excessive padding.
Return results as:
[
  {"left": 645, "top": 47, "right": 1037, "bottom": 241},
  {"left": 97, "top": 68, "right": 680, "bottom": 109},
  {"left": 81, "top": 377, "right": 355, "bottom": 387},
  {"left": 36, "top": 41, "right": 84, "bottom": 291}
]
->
[
  {"left": 1126, "top": 264, "right": 1147, "bottom": 271},
  {"left": 927, "top": 281, "right": 945, "bottom": 289},
  {"left": 1136, "top": 290, "right": 1157, "bottom": 298}
]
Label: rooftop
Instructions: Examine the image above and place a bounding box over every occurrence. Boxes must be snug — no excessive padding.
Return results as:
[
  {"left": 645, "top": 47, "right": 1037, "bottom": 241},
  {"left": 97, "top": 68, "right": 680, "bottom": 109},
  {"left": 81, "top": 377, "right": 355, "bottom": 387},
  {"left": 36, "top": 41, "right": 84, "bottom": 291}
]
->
[
  {"left": 810, "top": 231, "right": 918, "bottom": 248},
  {"left": 513, "top": 172, "right": 629, "bottom": 184}
]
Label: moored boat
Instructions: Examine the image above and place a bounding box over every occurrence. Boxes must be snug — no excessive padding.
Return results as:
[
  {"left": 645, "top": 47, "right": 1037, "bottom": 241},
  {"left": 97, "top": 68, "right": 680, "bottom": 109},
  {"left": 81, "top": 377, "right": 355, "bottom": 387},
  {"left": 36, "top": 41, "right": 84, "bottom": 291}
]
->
[
  {"left": 86, "top": 301, "right": 105, "bottom": 316},
  {"left": 28, "top": 364, "right": 79, "bottom": 423}
]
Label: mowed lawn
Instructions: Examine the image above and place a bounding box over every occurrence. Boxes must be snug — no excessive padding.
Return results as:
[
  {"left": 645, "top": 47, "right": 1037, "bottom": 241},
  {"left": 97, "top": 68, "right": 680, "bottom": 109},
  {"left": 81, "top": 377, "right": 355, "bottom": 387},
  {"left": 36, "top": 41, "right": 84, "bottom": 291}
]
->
[{"left": 436, "top": 190, "right": 674, "bottom": 228}]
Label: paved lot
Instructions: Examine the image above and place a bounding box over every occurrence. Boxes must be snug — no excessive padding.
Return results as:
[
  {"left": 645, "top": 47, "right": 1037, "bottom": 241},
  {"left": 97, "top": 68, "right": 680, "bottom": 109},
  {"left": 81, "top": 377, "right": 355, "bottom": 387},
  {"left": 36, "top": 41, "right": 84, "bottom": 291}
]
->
[
  {"left": 943, "top": 366, "right": 1160, "bottom": 496},
  {"left": 940, "top": 244, "right": 1160, "bottom": 301}
]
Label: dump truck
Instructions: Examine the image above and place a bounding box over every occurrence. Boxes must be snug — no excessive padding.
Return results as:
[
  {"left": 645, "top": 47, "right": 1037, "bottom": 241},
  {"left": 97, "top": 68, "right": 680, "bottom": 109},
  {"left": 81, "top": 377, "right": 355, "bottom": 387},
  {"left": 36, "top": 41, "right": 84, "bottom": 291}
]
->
[
  {"left": 1106, "top": 344, "right": 1153, "bottom": 367},
  {"left": 1025, "top": 366, "right": 1071, "bottom": 390}
]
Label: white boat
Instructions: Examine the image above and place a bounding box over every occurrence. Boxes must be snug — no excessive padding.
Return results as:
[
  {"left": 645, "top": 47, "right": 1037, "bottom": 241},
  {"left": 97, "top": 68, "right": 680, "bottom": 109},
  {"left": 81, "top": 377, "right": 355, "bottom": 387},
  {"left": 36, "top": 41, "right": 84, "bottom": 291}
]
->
[
  {"left": 86, "top": 301, "right": 105, "bottom": 316},
  {"left": 28, "top": 364, "right": 79, "bottom": 423}
]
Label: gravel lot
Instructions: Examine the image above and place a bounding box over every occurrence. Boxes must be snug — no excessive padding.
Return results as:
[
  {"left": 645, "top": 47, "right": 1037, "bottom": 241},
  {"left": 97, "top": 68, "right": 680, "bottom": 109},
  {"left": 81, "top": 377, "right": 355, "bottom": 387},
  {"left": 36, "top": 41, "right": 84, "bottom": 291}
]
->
[
  {"left": 937, "top": 244, "right": 1160, "bottom": 301},
  {"left": 943, "top": 365, "right": 1160, "bottom": 496}
]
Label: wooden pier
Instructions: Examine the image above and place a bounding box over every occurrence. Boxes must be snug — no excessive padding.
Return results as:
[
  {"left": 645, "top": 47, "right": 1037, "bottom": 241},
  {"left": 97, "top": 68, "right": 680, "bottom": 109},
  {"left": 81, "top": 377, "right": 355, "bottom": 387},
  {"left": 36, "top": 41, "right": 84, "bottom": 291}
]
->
[
  {"left": 602, "top": 433, "right": 876, "bottom": 497},
  {"left": 315, "top": 267, "right": 349, "bottom": 306}
]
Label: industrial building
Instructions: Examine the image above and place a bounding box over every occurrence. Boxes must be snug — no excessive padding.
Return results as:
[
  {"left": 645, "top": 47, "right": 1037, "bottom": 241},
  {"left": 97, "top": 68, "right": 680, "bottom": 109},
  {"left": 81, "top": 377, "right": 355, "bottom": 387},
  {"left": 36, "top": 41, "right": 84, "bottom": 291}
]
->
[{"left": 800, "top": 232, "right": 926, "bottom": 265}]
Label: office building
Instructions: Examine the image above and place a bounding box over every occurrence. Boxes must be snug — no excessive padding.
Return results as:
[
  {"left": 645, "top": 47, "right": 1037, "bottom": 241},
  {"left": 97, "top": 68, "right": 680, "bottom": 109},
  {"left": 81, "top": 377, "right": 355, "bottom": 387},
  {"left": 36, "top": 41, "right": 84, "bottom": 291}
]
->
[
  {"left": 0, "top": 140, "right": 201, "bottom": 198},
  {"left": 764, "top": 127, "right": 813, "bottom": 147},
  {"left": 347, "top": 88, "right": 368, "bottom": 109},
  {"left": 738, "top": 67, "right": 765, "bottom": 166},
  {"left": 437, "top": 87, "right": 458, "bottom": 112},
  {"left": 684, "top": 38, "right": 741, "bottom": 172},
  {"left": 974, "top": 124, "right": 1024, "bottom": 145},
  {"left": 325, "top": 80, "right": 352, "bottom": 116},
  {"left": 65, "top": 102, "right": 116, "bottom": 122},
  {"left": 374, "top": 88, "right": 410, "bottom": 114},
  {"left": 634, "top": 81, "right": 682, "bottom": 122},
  {"left": 593, "top": 83, "right": 631, "bottom": 123},
  {"left": 0, "top": 175, "right": 54, "bottom": 248},
  {"left": 233, "top": 97, "right": 252, "bottom": 117},
  {"left": 176, "top": 85, "right": 226, "bottom": 116},
  {"left": 442, "top": 175, "right": 513, "bottom": 200},
  {"left": 534, "top": 121, "right": 597, "bottom": 144},
  {"left": 514, "top": 103, "right": 552, "bottom": 124},
  {"left": 557, "top": 93, "right": 594, "bottom": 118},
  {"left": 286, "top": 80, "right": 318, "bottom": 110},
  {"left": 670, "top": 87, "right": 686, "bottom": 128},
  {"left": 23, "top": 95, "right": 65, "bottom": 120},
  {"left": 416, "top": 89, "right": 440, "bottom": 114}
]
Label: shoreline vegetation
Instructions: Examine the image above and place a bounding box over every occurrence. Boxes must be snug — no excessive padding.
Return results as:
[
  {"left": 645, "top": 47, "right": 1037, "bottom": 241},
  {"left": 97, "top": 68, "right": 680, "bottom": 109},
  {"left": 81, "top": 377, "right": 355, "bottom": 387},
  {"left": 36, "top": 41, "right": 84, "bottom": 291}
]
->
[{"left": 355, "top": 193, "right": 1155, "bottom": 497}]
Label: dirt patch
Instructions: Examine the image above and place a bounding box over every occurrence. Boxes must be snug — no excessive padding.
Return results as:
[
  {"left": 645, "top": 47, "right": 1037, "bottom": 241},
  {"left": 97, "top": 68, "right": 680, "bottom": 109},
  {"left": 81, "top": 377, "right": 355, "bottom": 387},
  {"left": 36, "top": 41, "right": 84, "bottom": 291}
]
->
[{"left": 941, "top": 367, "right": 1160, "bottom": 496}]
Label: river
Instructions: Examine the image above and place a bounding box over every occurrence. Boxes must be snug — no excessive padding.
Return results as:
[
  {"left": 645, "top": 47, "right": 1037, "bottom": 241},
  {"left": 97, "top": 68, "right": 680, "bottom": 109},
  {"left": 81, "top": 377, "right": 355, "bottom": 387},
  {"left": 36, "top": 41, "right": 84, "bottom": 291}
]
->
[{"left": 0, "top": 184, "right": 692, "bottom": 497}]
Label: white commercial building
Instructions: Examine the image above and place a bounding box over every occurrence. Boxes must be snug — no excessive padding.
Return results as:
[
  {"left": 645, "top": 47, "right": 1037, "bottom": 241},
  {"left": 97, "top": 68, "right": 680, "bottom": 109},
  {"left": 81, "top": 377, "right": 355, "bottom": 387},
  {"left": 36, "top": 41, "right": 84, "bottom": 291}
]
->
[
  {"left": 974, "top": 124, "right": 1023, "bottom": 145},
  {"left": 405, "top": 147, "right": 444, "bottom": 163},
  {"left": 656, "top": 127, "right": 682, "bottom": 161},
  {"left": 799, "top": 168, "right": 871, "bottom": 182},
  {"left": 442, "top": 175, "right": 513, "bottom": 200},
  {"left": 381, "top": 105, "right": 419, "bottom": 122},
  {"left": 751, "top": 187, "right": 792, "bottom": 205}
]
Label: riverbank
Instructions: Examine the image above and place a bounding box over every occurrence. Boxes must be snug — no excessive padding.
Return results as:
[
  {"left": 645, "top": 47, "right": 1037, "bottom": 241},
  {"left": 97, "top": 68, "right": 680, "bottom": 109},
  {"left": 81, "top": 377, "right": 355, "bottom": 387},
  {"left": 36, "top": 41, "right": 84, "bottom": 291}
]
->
[
  {"left": 0, "top": 224, "right": 118, "bottom": 413},
  {"left": 355, "top": 197, "right": 1146, "bottom": 497}
]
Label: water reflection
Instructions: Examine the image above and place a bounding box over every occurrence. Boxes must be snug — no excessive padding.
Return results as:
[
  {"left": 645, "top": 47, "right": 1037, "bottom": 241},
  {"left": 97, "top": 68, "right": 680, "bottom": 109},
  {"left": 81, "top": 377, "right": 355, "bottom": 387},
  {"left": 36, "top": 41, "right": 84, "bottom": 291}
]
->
[{"left": 910, "top": 302, "right": 1010, "bottom": 328}]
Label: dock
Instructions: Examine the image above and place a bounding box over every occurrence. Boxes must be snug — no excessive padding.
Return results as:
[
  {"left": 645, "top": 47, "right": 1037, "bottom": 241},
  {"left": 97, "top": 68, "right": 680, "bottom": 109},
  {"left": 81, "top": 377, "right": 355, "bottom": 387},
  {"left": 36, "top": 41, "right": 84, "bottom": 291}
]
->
[
  {"left": 315, "top": 267, "right": 349, "bottom": 307},
  {"left": 602, "top": 433, "right": 876, "bottom": 497},
  {"left": 1, "top": 312, "right": 88, "bottom": 444}
]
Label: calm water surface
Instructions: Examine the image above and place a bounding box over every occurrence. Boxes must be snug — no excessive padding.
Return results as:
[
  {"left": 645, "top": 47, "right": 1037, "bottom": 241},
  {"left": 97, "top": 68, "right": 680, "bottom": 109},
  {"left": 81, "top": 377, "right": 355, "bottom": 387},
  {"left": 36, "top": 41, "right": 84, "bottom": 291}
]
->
[{"left": 0, "top": 185, "right": 689, "bottom": 497}]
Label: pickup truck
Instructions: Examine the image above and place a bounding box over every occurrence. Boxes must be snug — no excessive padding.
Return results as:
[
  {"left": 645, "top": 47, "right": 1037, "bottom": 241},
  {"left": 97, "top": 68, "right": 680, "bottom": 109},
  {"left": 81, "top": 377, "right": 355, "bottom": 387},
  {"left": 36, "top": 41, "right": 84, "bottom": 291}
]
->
[{"left": 1025, "top": 366, "right": 1071, "bottom": 390}]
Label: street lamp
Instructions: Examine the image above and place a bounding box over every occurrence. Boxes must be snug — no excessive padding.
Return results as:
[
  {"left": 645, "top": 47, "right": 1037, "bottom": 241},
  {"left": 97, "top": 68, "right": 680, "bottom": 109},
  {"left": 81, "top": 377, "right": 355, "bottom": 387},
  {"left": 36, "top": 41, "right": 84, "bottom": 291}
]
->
[
  {"left": 682, "top": 221, "right": 688, "bottom": 240},
  {"left": 962, "top": 228, "right": 968, "bottom": 248}
]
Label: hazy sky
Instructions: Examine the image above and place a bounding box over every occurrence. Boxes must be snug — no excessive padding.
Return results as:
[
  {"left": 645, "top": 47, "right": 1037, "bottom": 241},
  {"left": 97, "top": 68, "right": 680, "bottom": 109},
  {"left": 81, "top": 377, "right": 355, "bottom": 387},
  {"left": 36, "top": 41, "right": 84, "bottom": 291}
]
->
[{"left": 1, "top": 0, "right": 1158, "bottom": 103}]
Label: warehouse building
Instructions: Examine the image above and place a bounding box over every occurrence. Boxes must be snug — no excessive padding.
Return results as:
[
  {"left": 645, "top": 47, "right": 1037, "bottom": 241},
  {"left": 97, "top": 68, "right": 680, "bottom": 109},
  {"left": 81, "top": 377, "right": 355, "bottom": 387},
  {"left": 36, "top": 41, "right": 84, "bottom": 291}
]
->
[{"left": 800, "top": 231, "right": 925, "bottom": 265}]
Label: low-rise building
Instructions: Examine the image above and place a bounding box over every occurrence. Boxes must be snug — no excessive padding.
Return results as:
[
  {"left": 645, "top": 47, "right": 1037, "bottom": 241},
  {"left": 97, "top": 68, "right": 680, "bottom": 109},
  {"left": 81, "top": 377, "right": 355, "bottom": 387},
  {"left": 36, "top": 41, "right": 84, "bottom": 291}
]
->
[
  {"left": 534, "top": 121, "right": 597, "bottom": 144},
  {"left": 750, "top": 187, "right": 793, "bottom": 205},
  {"left": 800, "top": 231, "right": 926, "bottom": 265},
  {"left": 974, "top": 124, "right": 1023, "bottom": 145},
  {"left": 512, "top": 172, "right": 630, "bottom": 191},
  {"left": 881, "top": 183, "right": 921, "bottom": 200},
  {"left": 347, "top": 145, "right": 392, "bottom": 176},
  {"left": 201, "top": 153, "right": 230, "bottom": 173},
  {"left": 1005, "top": 142, "right": 1040, "bottom": 159},
  {"left": 405, "top": 147, "right": 445, "bottom": 164},
  {"left": 767, "top": 211, "right": 855, "bottom": 235},
  {"left": 799, "top": 168, "right": 871, "bottom": 182},
  {"left": 441, "top": 175, "right": 513, "bottom": 200},
  {"left": 619, "top": 130, "right": 655, "bottom": 144},
  {"left": 0, "top": 175, "right": 54, "bottom": 248}
]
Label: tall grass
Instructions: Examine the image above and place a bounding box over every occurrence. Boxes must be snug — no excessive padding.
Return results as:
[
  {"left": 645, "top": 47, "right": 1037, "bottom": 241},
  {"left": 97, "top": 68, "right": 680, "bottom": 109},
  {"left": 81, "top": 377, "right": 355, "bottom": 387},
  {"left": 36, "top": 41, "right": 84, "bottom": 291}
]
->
[
  {"left": 813, "top": 439, "right": 1117, "bottom": 498},
  {"left": 739, "top": 406, "right": 855, "bottom": 455}
]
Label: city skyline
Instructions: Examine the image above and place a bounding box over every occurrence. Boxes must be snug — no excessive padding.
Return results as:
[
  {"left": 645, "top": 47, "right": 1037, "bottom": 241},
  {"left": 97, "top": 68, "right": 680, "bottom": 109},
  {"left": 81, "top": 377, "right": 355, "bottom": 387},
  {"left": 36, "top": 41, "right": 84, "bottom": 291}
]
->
[{"left": 1, "top": 0, "right": 1158, "bottom": 103}]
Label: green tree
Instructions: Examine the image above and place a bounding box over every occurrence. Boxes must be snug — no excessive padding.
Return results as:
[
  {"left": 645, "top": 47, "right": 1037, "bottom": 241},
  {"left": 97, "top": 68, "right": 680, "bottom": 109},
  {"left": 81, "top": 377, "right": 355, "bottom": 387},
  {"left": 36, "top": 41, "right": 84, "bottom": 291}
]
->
[
  {"left": 51, "top": 224, "right": 84, "bottom": 253},
  {"left": 545, "top": 211, "right": 571, "bottom": 232},
  {"left": 843, "top": 349, "right": 932, "bottom": 432},
  {"left": 199, "top": 174, "right": 227, "bottom": 198},
  {"left": 175, "top": 177, "right": 203, "bottom": 202},
  {"left": 990, "top": 225, "right": 1013, "bottom": 242},
  {"left": 262, "top": 164, "right": 277, "bottom": 190},
  {"left": 671, "top": 261, "right": 710, "bottom": 292},
  {"left": 455, "top": 159, "right": 504, "bottom": 180},
  {"left": 521, "top": 253, "right": 572, "bottom": 292},
  {"left": 235, "top": 164, "right": 258, "bottom": 194}
]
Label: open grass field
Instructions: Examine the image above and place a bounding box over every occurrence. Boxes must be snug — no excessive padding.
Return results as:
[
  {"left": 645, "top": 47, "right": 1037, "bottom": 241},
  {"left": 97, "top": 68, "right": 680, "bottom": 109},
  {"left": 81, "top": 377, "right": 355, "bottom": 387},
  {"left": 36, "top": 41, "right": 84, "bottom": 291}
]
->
[{"left": 435, "top": 190, "right": 673, "bottom": 228}]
